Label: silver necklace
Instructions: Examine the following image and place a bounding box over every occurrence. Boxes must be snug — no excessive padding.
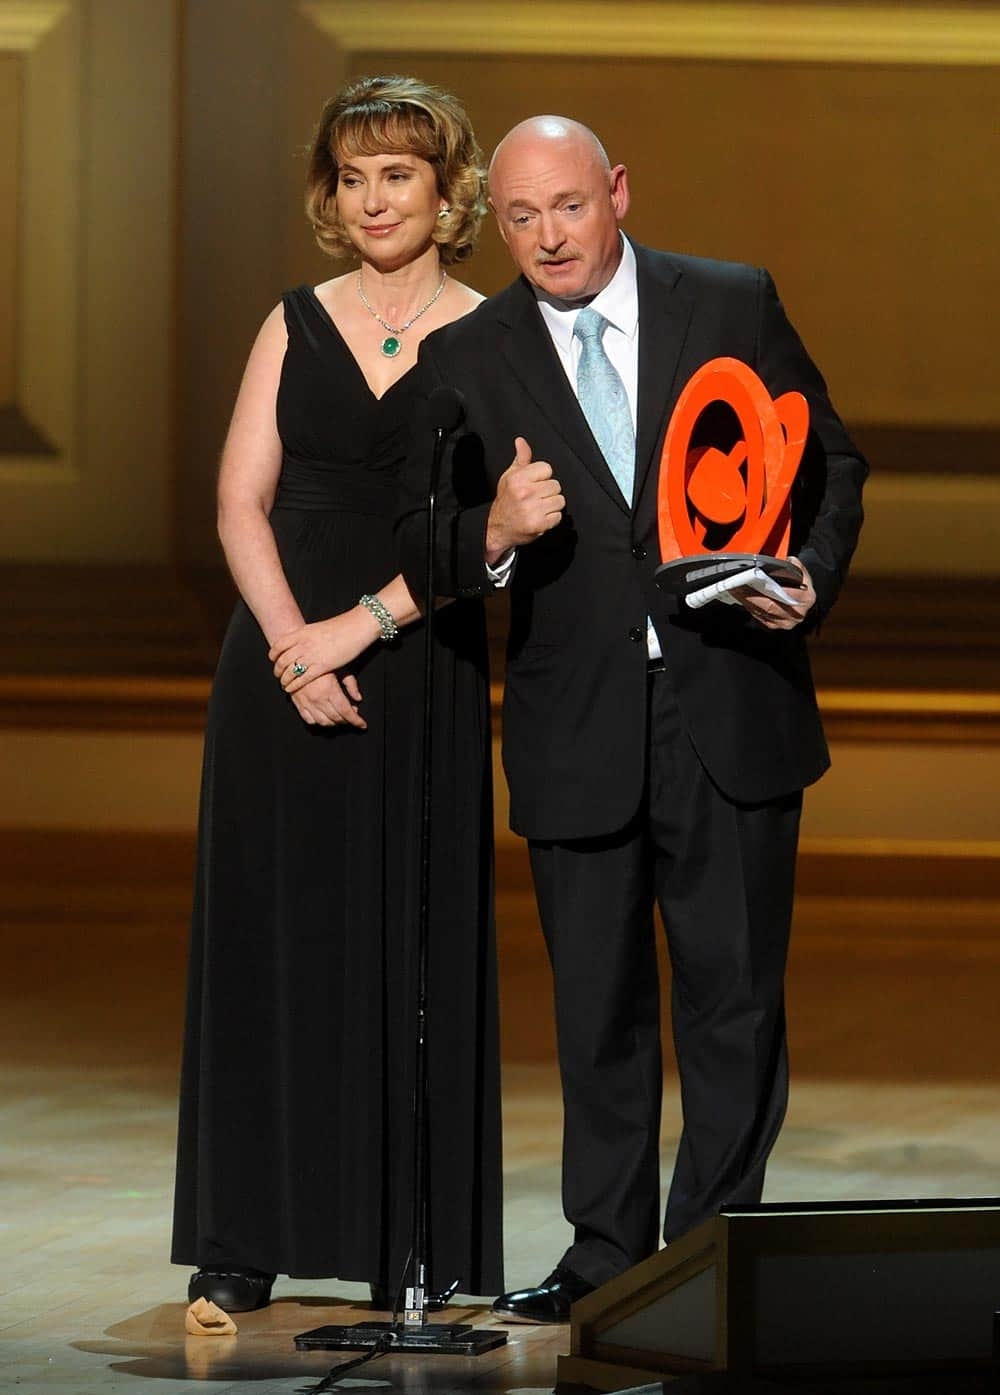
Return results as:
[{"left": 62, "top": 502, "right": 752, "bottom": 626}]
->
[{"left": 356, "top": 269, "right": 447, "bottom": 357}]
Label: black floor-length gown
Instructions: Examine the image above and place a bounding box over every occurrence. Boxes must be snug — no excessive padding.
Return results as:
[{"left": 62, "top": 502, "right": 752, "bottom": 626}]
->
[{"left": 172, "top": 286, "right": 503, "bottom": 1295}]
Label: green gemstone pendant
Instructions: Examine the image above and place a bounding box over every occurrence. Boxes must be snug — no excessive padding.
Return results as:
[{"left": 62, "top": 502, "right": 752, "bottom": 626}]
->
[{"left": 381, "top": 335, "right": 401, "bottom": 358}]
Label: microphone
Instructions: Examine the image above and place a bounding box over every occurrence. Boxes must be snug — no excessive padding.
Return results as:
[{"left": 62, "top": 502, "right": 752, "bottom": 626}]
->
[
  {"left": 428, "top": 386, "right": 465, "bottom": 435},
  {"left": 426, "top": 384, "right": 464, "bottom": 511}
]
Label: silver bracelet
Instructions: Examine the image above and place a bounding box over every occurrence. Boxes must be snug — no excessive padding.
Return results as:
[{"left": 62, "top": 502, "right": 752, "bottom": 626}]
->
[{"left": 358, "top": 593, "right": 399, "bottom": 642}]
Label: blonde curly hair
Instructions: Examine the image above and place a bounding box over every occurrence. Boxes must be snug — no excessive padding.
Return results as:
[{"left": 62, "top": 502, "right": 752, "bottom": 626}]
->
[{"left": 305, "top": 76, "right": 486, "bottom": 265}]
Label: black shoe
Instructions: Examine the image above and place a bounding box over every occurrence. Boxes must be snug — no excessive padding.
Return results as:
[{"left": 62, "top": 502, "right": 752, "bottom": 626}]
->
[
  {"left": 490, "top": 1265, "right": 595, "bottom": 1324},
  {"left": 188, "top": 1267, "right": 275, "bottom": 1312}
]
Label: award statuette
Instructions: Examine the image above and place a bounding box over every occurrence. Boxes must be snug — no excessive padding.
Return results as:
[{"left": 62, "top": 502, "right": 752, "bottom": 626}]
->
[{"left": 655, "top": 357, "right": 809, "bottom": 607}]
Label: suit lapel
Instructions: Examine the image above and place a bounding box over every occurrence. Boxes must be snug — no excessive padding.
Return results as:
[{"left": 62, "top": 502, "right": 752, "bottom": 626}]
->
[
  {"left": 632, "top": 243, "right": 695, "bottom": 515},
  {"left": 499, "top": 280, "right": 630, "bottom": 514}
]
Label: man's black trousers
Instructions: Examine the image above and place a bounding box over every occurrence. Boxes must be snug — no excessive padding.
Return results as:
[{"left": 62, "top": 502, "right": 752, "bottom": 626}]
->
[{"left": 527, "top": 666, "right": 803, "bottom": 1288}]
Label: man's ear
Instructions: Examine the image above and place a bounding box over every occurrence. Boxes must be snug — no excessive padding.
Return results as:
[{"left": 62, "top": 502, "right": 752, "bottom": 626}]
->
[
  {"left": 609, "top": 164, "right": 631, "bottom": 221},
  {"left": 487, "top": 197, "right": 510, "bottom": 247}
]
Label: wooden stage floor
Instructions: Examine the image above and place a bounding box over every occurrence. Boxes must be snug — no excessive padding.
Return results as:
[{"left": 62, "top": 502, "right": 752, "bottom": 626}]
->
[{"left": 2, "top": 858, "right": 1000, "bottom": 1393}]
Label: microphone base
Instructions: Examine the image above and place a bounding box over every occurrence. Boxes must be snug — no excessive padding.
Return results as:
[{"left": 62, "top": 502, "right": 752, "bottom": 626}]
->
[{"left": 294, "top": 1319, "right": 508, "bottom": 1355}]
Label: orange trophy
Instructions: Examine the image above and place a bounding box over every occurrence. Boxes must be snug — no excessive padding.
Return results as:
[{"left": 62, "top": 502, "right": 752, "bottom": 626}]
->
[{"left": 655, "top": 357, "right": 809, "bottom": 607}]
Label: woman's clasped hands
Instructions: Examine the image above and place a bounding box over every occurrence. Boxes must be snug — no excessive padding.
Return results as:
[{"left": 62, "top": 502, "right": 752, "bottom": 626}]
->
[
  {"left": 284, "top": 671, "right": 365, "bottom": 729},
  {"left": 269, "top": 608, "right": 379, "bottom": 729}
]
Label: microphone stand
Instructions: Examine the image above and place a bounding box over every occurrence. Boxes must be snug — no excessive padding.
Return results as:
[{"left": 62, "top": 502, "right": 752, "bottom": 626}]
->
[{"left": 295, "top": 391, "right": 507, "bottom": 1373}]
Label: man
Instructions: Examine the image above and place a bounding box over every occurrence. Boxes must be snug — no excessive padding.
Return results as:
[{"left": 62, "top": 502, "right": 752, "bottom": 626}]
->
[{"left": 398, "top": 117, "right": 866, "bottom": 1322}]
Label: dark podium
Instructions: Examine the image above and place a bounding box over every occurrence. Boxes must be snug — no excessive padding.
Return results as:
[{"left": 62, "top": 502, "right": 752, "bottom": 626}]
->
[{"left": 558, "top": 1198, "right": 1000, "bottom": 1389}]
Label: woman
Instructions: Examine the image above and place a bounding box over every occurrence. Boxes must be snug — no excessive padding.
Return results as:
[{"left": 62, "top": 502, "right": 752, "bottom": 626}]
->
[{"left": 171, "top": 76, "right": 502, "bottom": 1313}]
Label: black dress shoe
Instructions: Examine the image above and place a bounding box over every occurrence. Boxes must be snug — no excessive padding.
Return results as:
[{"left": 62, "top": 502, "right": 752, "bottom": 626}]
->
[
  {"left": 490, "top": 1265, "right": 595, "bottom": 1324},
  {"left": 188, "top": 1267, "right": 275, "bottom": 1312}
]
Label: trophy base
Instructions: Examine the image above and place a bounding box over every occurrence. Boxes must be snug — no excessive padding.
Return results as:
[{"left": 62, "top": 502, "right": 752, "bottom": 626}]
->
[{"left": 655, "top": 552, "right": 802, "bottom": 597}]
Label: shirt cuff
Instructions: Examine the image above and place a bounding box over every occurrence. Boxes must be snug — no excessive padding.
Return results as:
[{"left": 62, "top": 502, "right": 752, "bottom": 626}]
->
[{"left": 485, "top": 550, "right": 517, "bottom": 588}]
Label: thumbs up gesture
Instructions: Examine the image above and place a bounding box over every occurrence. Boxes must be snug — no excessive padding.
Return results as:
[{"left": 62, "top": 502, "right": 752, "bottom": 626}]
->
[{"left": 485, "top": 437, "right": 566, "bottom": 562}]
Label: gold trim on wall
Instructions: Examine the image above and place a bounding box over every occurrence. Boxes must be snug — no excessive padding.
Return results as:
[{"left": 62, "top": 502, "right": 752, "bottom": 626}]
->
[
  {"left": 2, "top": 674, "right": 998, "bottom": 744},
  {"left": 301, "top": 1, "right": 1000, "bottom": 66},
  {"left": 0, "top": 2, "right": 67, "bottom": 51}
]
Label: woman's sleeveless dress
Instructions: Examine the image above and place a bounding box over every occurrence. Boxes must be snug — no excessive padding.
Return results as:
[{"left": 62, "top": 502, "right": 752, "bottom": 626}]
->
[{"left": 171, "top": 286, "right": 503, "bottom": 1294}]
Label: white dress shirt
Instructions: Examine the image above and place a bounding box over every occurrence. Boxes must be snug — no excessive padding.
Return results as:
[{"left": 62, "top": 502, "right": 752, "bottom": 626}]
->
[
  {"left": 535, "top": 233, "right": 639, "bottom": 434},
  {"left": 533, "top": 236, "right": 661, "bottom": 660}
]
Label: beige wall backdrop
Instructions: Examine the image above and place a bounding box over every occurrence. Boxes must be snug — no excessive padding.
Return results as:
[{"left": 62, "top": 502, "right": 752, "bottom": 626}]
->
[
  {"left": 0, "top": 0, "right": 177, "bottom": 562},
  {"left": 344, "top": 50, "right": 999, "bottom": 429},
  {"left": 2, "top": 0, "right": 998, "bottom": 569},
  {"left": 0, "top": 52, "right": 19, "bottom": 405}
]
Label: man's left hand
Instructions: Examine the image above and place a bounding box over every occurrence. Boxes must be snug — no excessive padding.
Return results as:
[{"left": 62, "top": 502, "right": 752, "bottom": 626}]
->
[{"left": 732, "top": 558, "right": 816, "bottom": 630}]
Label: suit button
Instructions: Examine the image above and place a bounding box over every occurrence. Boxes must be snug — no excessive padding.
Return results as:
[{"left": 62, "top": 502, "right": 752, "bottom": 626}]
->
[
  {"left": 631, "top": 544, "right": 647, "bottom": 560},
  {"left": 628, "top": 626, "right": 644, "bottom": 643}
]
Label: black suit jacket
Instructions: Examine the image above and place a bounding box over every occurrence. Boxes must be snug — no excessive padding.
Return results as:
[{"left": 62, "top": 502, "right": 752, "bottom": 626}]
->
[{"left": 398, "top": 241, "right": 867, "bottom": 841}]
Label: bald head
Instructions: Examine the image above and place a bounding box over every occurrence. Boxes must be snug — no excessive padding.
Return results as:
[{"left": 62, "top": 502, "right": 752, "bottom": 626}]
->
[
  {"left": 487, "top": 115, "right": 629, "bottom": 302},
  {"left": 488, "top": 116, "right": 610, "bottom": 195}
]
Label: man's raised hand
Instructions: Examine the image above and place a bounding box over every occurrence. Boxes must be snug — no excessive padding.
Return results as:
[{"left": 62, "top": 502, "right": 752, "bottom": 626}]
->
[{"left": 485, "top": 437, "right": 565, "bottom": 563}]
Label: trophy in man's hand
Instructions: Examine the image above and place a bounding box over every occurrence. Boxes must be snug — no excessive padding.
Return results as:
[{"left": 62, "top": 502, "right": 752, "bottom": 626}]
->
[{"left": 655, "top": 357, "right": 808, "bottom": 609}]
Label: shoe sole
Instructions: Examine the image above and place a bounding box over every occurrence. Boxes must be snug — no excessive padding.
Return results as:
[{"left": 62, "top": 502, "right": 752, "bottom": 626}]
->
[
  {"left": 187, "top": 1287, "right": 272, "bottom": 1313},
  {"left": 188, "top": 1298, "right": 271, "bottom": 1312},
  {"left": 489, "top": 1306, "right": 568, "bottom": 1325}
]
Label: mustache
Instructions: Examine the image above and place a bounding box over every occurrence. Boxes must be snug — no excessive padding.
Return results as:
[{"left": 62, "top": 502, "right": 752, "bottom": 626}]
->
[{"left": 535, "top": 251, "right": 581, "bottom": 265}]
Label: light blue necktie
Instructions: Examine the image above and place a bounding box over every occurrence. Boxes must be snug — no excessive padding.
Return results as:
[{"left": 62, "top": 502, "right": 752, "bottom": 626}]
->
[
  {"left": 573, "top": 306, "right": 635, "bottom": 507},
  {"left": 574, "top": 304, "right": 661, "bottom": 658}
]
